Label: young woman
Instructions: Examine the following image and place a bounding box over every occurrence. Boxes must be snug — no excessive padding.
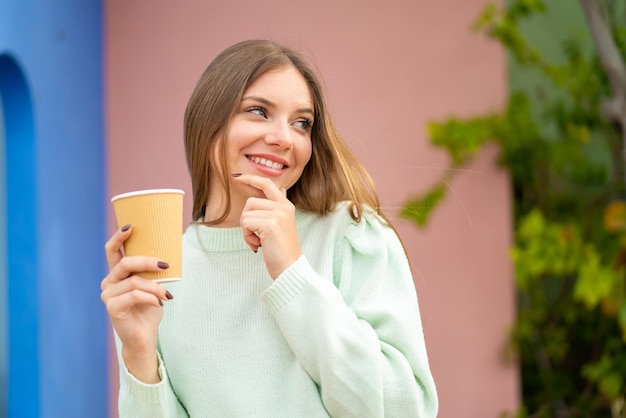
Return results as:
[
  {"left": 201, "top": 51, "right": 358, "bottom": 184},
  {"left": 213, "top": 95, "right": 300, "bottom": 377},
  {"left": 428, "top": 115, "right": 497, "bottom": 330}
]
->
[{"left": 101, "top": 39, "right": 438, "bottom": 417}]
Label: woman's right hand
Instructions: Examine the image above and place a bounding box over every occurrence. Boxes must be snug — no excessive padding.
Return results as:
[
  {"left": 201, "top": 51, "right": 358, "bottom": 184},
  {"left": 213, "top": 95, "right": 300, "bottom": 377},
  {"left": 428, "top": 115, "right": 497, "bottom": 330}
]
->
[{"left": 100, "top": 224, "right": 173, "bottom": 383}]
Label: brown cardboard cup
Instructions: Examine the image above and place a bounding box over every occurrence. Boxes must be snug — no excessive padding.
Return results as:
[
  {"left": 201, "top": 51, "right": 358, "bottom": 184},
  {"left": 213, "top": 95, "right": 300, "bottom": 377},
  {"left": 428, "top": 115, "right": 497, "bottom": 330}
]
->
[{"left": 111, "top": 189, "right": 184, "bottom": 283}]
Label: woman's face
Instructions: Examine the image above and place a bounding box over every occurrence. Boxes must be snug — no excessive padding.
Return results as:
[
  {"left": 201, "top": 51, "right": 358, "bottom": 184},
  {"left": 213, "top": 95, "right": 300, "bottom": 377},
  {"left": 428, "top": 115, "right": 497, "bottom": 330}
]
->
[{"left": 218, "top": 66, "right": 314, "bottom": 202}]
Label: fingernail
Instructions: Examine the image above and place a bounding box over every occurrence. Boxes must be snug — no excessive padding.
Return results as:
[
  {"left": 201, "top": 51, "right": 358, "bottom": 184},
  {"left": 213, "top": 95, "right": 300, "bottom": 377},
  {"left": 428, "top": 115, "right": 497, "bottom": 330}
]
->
[
  {"left": 158, "top": 298, "right": 164, "bottom": 307},
  {"left": 231, "top": 173, "right": 242, "bottom": 177},
  {"left": 165, "top": 290, "right": 174, "bottom": 300},
  {"left": 157, "top": 261, "right": 170, "bottom": 269},
  {"left": 121, "top": 224, "right": 131, "bottom": 232}
]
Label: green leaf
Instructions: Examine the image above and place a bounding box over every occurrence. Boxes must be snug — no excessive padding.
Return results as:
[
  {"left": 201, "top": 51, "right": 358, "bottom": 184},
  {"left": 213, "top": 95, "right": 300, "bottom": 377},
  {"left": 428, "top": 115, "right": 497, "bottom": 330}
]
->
[
  {"left": 598, "top": 373, "right": 623, "bottom": 400},
  {"left": 428, "top": 116, "right": 498, "bottom": 165},
  {"left": 574, "top": 250, "right": 618, "bottom": 309},
  {"left": 400, "top": 185, "right": 446, "bottom": 227},
  {"left": 583, "top": 355, "right": 624, "bottom": 399}
]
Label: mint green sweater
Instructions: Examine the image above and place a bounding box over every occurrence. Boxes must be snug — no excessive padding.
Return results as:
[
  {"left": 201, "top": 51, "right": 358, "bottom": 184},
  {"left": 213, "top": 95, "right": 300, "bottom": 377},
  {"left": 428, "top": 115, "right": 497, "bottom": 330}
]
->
[{"left": 116, "top": 204, "right": 438, "bottom": 417}]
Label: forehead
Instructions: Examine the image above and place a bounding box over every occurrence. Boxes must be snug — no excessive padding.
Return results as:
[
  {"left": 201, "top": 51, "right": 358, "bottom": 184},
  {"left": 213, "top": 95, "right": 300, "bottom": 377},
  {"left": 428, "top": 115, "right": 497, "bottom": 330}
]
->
[{"left": 244, "top": 66, "right": 313, "bottom": 106}]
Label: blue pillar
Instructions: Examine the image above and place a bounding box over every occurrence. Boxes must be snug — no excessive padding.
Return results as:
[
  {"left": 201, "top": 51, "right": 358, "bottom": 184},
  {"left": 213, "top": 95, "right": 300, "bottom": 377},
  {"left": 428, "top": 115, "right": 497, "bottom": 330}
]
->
[
  {"left": 0, "top": 1, "right": 108, "bottom": 417},
  {"left": 0, "top": 63, "right": 8, "bottom": 416},
  {"left": 0, "top": 53, "right": 39, "bottom": 418}
]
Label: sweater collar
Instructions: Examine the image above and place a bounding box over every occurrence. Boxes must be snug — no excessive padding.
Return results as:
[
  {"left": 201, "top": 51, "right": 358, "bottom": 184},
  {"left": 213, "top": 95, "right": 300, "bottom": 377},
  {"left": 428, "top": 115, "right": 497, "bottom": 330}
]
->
[
  {"left": 190, "top": 222, "right": 250, "bottom": 252},
  {"left": 189, "top": 208, "right": 317, "bottom": 253}
]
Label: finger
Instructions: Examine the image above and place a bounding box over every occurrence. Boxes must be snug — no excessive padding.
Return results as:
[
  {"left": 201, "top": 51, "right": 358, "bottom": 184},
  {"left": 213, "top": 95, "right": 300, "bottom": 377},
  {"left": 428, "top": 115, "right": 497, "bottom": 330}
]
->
[
  {"left": 240, "top": 203, "right": 292, "bottom": 229},
  {"left": 241, "top": 196, "right": 284, "bottom": 213},
  {"left": 106, "top": 257, "right": 170, "bottom": 286},
  {"left": 238, "top": 214, "right": 262, "bottom": 252},
  {"left": 239, "top": 208, "right": 274, "bottom": 252},
  {"left": 101, "top": 274, "right": 172, "bottom": 302},
  {"left": 242, "top": 228, "right": 261, "bottom": 253},
  {"left": 104, "top": 288, "right": 164, "bottom": 315},
  {"left": 105, "top": 224, "right": 132, "bottom": 270},
  {"left": 231, "top": 174, "right": 285, "bottom": 201}
]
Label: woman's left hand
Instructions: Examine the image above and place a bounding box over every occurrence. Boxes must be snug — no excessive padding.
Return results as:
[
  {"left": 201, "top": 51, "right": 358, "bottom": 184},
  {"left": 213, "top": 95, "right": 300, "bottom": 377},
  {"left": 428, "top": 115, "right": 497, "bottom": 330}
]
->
[{"left": 233, "top": 174, "right": 302, "bottom": 279}]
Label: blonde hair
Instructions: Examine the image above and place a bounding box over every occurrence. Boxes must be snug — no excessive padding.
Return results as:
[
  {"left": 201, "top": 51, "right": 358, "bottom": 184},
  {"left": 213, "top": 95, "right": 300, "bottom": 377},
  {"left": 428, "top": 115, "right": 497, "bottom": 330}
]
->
[{"left": 184, "top": 39, "right": 383, "bottom": 224}]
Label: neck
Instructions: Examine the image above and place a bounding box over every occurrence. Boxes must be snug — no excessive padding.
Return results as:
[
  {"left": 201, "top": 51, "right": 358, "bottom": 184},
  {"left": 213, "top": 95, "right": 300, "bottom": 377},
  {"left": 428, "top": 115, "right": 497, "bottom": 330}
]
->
[{"left": 203, "top": 193, "right": 246, "bottom": 227}]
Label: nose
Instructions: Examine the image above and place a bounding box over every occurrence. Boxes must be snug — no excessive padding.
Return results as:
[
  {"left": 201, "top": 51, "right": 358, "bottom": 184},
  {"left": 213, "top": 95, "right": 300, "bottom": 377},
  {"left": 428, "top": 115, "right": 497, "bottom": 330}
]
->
[{"left": 265, "top": 119, "right": 293, "bottom": 149}]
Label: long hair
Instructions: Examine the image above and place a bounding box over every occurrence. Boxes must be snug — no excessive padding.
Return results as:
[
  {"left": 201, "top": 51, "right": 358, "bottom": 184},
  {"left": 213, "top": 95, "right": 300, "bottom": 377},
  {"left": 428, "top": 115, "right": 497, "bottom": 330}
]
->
[{"left": 184, "top": 39, "right": 384, "bottom": 224}]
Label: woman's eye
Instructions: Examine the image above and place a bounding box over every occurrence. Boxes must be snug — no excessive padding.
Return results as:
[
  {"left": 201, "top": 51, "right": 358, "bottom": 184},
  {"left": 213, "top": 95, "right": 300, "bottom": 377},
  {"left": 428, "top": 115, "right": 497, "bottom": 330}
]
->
[
  {"left": 294, "top": 118, "right": 313, "bottom": 131},
  {"left": 247, "top": 107, "right": 267, "bottom": 118}
]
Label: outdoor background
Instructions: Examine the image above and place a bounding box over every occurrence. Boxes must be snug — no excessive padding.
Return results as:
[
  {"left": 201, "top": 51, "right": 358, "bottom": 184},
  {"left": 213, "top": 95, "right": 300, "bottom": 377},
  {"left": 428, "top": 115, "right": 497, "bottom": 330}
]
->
[{"left": 0, "top": 0, "right": 591, "bottom": 417}]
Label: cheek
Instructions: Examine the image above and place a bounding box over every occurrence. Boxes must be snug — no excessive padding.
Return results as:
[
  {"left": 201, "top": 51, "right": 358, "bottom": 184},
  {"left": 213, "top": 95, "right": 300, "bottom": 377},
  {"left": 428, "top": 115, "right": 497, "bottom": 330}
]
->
[
  {"left": 298, "top": 141, "right": 313, "bottom": 166},
  {"left": 284, "top": 142, "right": 312, "bottom": 189},
  {"left": 292, "top": 149, "right": 311, "bottom": 183},
  {"left": 227, "top": 121, "right": 258, "bottom": 149},
  {"left": 223, "top": 127, "right": 249, "bottom": 167}
]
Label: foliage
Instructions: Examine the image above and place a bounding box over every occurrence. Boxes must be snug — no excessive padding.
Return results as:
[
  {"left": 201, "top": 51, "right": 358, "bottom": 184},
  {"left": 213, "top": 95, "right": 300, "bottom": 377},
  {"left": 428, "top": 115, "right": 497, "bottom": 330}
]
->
[{"left": 402, "top": 0, "right": 626, "bottom": 416}]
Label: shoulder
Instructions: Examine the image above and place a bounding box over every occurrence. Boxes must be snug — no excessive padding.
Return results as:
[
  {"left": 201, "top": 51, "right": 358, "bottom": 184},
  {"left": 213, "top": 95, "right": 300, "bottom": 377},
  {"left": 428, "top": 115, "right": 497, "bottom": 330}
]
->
[
  {"left": 296, "top": 200, "right": 384, "bottom": 228},
  {"left": 297, "top": 201, "right": 398, "bottom": 253}
]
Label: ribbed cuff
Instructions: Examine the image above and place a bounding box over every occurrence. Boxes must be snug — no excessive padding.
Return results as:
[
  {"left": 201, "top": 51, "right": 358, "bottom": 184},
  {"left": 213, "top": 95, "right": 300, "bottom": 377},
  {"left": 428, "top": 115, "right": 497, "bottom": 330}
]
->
[
  {"left": 261, "top": 255, "right": 313, "bottom": 314},
  {"left": 121, "top": 351, "right": 170, "bottom": 402}
]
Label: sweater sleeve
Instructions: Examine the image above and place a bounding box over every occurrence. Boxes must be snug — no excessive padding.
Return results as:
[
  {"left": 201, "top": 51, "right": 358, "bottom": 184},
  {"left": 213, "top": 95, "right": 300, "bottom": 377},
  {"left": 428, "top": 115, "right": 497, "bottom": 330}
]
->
[
  {"left": 114, "top": 333, "right": 189, "bottom": 418},
  {"left": 261, "top": 213, "right": 438, "bottom": 418}
]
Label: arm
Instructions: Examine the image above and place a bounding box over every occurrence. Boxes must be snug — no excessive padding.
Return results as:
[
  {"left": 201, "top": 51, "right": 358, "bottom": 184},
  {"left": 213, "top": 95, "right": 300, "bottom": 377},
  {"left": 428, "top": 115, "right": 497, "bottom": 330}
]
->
[
  {"left": 101, "top": 226, "right": 188, "bottom": 417},
  {"left": 114, "top": 333, "right": 189, "bottom": 418},
  {"left": 261, "top": 213, "right": 438, "bottom": 418}
]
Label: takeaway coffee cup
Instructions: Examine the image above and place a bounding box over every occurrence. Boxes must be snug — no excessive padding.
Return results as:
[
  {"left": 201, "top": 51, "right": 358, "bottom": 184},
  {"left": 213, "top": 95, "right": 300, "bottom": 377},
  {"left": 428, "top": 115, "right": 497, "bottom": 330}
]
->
[{"left": 111, "top": 189, "right": 184, "bottom": 283}]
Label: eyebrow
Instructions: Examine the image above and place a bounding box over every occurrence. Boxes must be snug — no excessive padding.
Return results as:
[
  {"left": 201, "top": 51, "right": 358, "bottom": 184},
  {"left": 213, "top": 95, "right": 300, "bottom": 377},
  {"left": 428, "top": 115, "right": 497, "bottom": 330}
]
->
[{"left": 242, "top": 95, "right": 314, "bottom": 117}]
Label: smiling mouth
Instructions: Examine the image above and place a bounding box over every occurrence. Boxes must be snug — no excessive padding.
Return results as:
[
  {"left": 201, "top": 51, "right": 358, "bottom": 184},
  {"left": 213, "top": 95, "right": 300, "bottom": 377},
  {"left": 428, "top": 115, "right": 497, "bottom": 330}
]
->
[{"left": 246, "top": 155, "right": 287, "bottom": 170}]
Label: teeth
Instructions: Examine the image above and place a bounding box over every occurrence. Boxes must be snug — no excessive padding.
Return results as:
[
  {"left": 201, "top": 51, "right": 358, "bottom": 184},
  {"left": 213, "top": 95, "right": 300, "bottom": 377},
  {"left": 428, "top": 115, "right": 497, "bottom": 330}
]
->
[{"left": 248, "top": 156, "right": 284, "bottom": 170}]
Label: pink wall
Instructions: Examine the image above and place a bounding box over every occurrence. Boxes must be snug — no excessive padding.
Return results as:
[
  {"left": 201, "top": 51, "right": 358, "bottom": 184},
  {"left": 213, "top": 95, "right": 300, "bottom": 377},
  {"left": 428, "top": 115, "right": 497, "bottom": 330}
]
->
[{"left": 106, "top": 0, "right": 519, "bottom": 416}]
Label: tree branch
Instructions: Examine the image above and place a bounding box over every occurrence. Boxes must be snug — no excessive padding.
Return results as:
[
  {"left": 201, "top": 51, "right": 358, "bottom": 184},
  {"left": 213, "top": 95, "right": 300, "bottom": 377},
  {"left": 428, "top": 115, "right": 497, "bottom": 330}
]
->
[
  {"left": 580, "top": 0, "right": 626, "bottom": 94},
  {"left": 580, "top": 0, "right": 626, "bottom": 188}
]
